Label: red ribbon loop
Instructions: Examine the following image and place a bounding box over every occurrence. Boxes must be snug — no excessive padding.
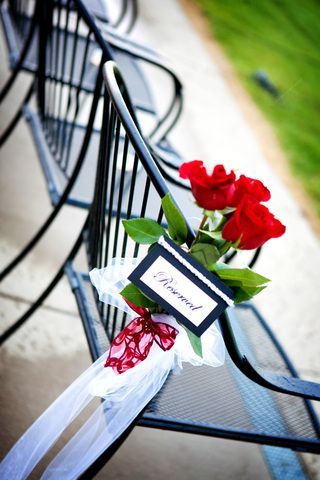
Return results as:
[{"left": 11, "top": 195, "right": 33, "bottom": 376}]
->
[{"left": 104, "top": 303, "right": 178, "bottom": 374}]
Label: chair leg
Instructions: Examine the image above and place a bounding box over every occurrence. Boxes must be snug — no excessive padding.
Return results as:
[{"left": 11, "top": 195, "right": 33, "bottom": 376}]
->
[
  {"left": 0, "top": 81, "right": 34, "bottom": 147},
  {"left": 0, "top": 202, "right": 66, "bottom": 281},
  {"left": 0, "top": 136, "right": 89, "bottom": 282},
  {"left": 0, "top": 264, "right": 65, "bottom": 345},
  {"left": 0, "top": 226, "right": 85, "bottom": 345}
]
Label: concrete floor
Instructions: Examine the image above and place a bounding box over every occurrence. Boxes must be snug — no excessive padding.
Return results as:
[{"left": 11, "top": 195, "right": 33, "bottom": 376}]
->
[{"left": 0, "top": 0, "right": 319, "bottom": 478}]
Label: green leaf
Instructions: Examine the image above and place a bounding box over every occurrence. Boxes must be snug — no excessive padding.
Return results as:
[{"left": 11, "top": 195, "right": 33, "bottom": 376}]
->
[
  {"left": 180, "top": 324, "right": 203, "bottom": 358},
  {"left": 198, "top": 229, "right": 231, "bottom": 254},
  {"left": 219, "top": 241, "right": 233, "bottom": 256},
  {"left": 190, "top": 242, "right": 221, "bottom": 267},
  {"left": 213, "top": 265, "right": 270, "bottom": 287},
  {"left": 196, "top": 224, "right": 213, "bottom": 244},
  {"left": 161, "top": 193, "right": 188, "bottom": 245},
  {"left": 234, "top": 286, "right": 267, "bottom": 303},
  {"left": 199, "top": 230, "right": 223, "bottom": 241},
  {"left": 122, "top": 218, "right": 166, "bottom": 244},
  {"left": 120, "top": 283, "right": 157, "bottom": 308}
]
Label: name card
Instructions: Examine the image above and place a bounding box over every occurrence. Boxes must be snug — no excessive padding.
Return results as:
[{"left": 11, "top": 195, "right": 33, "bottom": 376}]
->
[{"left": 129, "top": 237, "right": 234, "bottom": 336}]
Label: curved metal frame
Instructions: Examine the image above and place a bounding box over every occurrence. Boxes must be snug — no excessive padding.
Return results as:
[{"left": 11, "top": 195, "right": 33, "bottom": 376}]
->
[
  {"left": 219, "top": 308, "right": 320, "bottom": 402},
  {"left": 0, "top": 80, "right": 33, "bottom": 146},
  {"left": 0, "top": 70, "right": 104, "bottom": 282}
]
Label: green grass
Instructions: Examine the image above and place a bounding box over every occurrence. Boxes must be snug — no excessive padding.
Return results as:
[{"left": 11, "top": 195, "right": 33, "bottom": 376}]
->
[{"left": 195, "top": 0, "right": 320, "bottom": 216}]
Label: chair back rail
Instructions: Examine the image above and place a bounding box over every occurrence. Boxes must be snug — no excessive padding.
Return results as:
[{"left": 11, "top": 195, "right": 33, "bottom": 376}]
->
[
  {"left": 1, "top": 0, "right": 186, "bottom": 213},
  {"left": 85, "top": 61, "right": 193, "bottom": 340}
]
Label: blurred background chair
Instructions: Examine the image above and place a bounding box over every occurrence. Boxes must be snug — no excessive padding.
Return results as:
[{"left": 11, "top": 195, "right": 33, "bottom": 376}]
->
[
  {"left": 0, "top": 0, "right": 186, "bottom": 281},
  {"left": 0, "top": 0, "right": 183, "bottom": 156}
]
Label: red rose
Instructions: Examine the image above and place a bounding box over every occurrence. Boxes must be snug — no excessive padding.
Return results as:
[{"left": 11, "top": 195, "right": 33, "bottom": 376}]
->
[
  {"left": 179, "top": 161, "right": 236, "bottom": 210},
  {"left": 222, "top": 195, "right": 286, "bottom": 249},
  {"left": 230, "top": 175, "right": 271, "bottom": 206}
]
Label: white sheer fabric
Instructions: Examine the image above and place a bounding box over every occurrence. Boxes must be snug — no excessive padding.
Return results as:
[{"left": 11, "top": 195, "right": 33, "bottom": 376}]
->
[{"left": 0, "top": 259, "right": 225, "bottom": 479}]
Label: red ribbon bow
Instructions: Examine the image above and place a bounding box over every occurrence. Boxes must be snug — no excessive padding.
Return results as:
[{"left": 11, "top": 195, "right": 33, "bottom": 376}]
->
[{"left": 104, "top": 300, "right": 179, "bottom": 374}]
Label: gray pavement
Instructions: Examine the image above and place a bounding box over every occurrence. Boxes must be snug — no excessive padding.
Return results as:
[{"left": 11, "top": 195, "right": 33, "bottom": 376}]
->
[{"left": 0, "top": 0, "right": 319, "bottom": 478}]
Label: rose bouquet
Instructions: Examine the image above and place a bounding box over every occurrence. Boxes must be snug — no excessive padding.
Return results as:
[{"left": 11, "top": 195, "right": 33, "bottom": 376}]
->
[{"left": 103, "top": 161, "right": 286, "bottom": 365}]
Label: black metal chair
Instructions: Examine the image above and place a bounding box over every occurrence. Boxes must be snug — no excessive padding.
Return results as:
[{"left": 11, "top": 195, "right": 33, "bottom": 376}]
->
[
  {"left": 0, "top": 0, "right": 185, "bottom": 280},
  {"left": 1, "top": 61, "right": 319, "bottom": 479}
]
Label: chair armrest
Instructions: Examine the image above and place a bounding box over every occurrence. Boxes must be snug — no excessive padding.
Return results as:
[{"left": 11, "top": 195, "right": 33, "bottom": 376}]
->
[
  {"left": 255, "top": 367, "right": 320, "bottom": 401},
  {"left": 98, "top": 24, "right": 184, "bottom": 142},
  {"left": 149, "top": 141, "right": 184, "bottom": 170},
  {"left": 149, "top": 146, "right": 190, "bottom": 190},
  {"left": 110, "top": 0, "right": 138, "bottom": 34},
  {"left": 99, "top": 22, "right": 159, "bottom": 57},
  {"left": 219, "top": 308, "right": 320, "bottom": 401}
]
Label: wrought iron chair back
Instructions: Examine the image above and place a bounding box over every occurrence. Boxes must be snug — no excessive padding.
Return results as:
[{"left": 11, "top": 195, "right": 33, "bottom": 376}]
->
[
  {"left": 1, "top": 0, "right": 183, "bottom": 144},
  {"left": 35, "top": 0, "right": 108, "bottom": 191},
  {"left": 83, "top": 62, "right": 193, "bottom": 346}
]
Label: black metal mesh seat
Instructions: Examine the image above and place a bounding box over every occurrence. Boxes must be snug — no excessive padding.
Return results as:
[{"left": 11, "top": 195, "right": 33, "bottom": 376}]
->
[
  {"left": 24, "top": 106, "right": 101, "bottom": 207},
  {"left": 25, "top": 104, "right": 160, "bottom": 209},
  {"left": 66, "top": 270, "right": 320, "bottom": 454}
]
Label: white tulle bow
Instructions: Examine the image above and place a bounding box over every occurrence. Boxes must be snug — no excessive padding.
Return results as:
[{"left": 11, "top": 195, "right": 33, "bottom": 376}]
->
[{"left": 0, "top": 259, "right": 225, "bottom": 480}]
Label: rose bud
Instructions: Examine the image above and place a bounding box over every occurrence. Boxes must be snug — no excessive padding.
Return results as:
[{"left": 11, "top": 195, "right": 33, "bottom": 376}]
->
[
  {"left": 230, "top": 174, "right": 271, "bottom": 207},
  {"left": 222, "top": 195, "right": 286, "bottom": 249},
  {"left": 179, "top": 161, "right": 236, "bottom": 211}
]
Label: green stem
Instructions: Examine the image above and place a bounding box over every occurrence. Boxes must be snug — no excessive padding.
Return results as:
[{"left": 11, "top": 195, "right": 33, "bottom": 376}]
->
[
  {"left": 192, "top": 214, "right": 208, "bottom": 246},
  {"left": 213, "top": 215, "right": 227, "bottom": 232}
]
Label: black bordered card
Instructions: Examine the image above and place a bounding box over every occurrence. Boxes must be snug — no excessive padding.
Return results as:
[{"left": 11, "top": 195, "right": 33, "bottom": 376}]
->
[{"left": 129, "top": 236, "right": 234, "bottom": 336}]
